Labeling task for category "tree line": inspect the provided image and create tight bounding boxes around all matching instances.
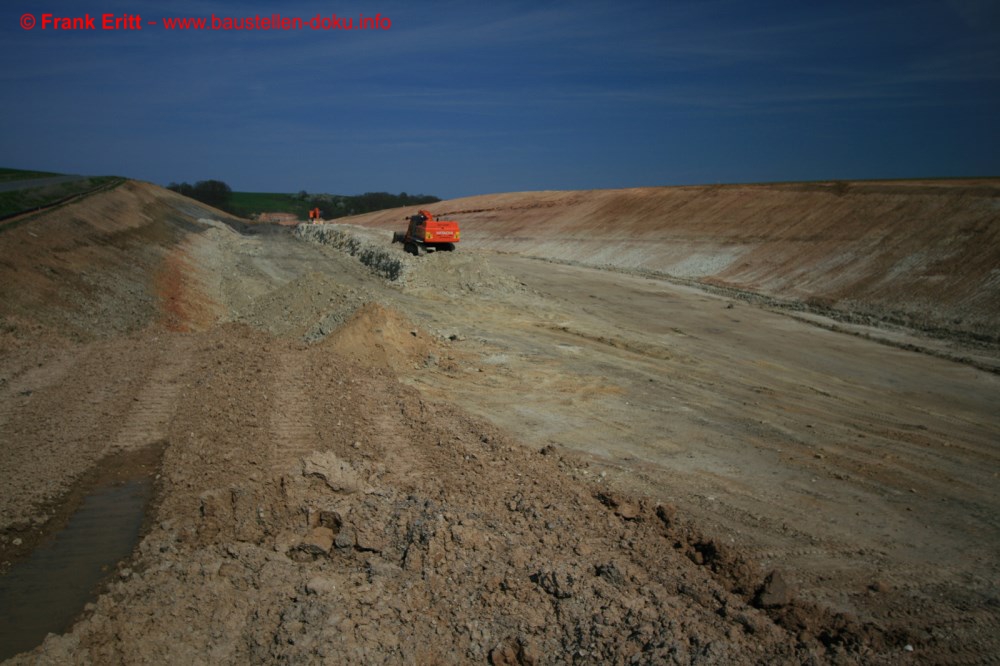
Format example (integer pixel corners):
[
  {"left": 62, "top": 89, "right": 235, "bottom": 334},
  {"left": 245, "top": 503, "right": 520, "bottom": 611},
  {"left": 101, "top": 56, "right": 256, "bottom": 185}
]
[
  {"left": 299, "top": 190, "right": 441, "bottom": 218},
  {"left": 167, "top": 180, "right": 232, "bottom": 210},
  {"left": 167, "top": 180, "right": 440, "bottom": 220}
]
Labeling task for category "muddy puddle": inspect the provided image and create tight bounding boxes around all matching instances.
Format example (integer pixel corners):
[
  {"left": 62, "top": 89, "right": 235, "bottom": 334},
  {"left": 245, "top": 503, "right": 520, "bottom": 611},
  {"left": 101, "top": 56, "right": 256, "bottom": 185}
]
[{"left": 0, "top": 448, "right": 160, "bottom": 662}]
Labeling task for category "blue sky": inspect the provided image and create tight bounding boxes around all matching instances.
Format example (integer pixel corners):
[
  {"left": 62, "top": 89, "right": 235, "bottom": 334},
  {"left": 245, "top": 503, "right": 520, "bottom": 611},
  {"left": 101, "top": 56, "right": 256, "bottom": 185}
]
[{"left": 2, "top": 0, "right": 998, "bottom": 197}]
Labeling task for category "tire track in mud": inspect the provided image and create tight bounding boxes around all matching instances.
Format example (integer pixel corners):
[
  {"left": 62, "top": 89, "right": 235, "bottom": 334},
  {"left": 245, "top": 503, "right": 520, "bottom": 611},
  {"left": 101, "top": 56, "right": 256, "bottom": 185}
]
[
  {"left": 0, "top": 344, "right": 147, "bottom": 530},
  {"left": 268, "top": 346, "right": 323, "bottom": 478},
  {"left": 1, "top": 335, "right": 196, "bottom": 532},
  {"left": 366, "top": 394, "right": 434, "bottom": 486},
  {"left": 107, "top": 335, "right": 194, "bottom": 455}
]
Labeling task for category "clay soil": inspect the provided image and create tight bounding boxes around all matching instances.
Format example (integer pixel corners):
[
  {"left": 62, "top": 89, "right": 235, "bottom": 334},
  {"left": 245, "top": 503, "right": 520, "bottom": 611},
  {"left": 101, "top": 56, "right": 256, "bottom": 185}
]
[{"left": 1, "top": 180, "right": 998, "bottom": 664}]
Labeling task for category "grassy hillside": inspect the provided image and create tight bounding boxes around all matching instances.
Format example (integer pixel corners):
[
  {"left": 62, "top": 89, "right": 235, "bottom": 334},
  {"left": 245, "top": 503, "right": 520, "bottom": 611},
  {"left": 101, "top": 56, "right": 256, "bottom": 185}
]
[
  {"left": 0, "top": 167, "right": 63, "bottom": 183},
  {"left": 0, "top": 175, "right": 123, "bottom": 219},
  {"left": 227, "top": 192, "right": 310, "bottom": 219}
]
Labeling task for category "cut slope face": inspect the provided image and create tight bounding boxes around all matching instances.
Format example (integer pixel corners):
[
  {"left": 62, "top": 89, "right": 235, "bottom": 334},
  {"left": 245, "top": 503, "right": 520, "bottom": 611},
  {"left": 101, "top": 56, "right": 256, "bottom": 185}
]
[
  {"left": 0, "top": 181, "right": 235, "bottom": 341},
  {"left": 345, "top": 180, "right": 1000, "bottom": 343}
]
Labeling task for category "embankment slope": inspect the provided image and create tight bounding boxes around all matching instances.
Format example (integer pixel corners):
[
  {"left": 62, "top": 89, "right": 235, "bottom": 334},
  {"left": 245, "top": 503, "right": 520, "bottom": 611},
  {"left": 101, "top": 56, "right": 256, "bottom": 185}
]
[
  {"left": 346, "top": 179, "right": 1000, "bottom": 342},
  {"left": 0, "top": 180, "right": 241, "bottom": 341}
]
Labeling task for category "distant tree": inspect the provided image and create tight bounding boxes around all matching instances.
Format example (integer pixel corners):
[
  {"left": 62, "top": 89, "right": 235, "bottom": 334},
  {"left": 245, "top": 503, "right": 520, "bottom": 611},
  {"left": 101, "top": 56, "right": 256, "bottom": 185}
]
[
  {"left": 192, "top": 180, "right": 232, "bottom": 210},
  {"left": 167, "top": 181, "right": 194, "bottom": 198},
  {"left": 167, "top": 179, "right": 233, "bottom": 211}
]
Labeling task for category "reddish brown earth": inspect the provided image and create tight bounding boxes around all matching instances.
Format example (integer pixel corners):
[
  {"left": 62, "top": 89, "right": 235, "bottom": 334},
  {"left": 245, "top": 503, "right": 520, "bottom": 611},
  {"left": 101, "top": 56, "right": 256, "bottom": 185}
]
[{"left": 1, "top": 180, "right": 998, "bottom": 664}]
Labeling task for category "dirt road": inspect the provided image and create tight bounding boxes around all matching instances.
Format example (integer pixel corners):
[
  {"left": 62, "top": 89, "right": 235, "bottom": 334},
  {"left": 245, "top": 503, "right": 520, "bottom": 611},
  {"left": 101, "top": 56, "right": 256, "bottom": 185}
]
[{"left": 1, "top": 182, "right": 998, "bottom": 664}]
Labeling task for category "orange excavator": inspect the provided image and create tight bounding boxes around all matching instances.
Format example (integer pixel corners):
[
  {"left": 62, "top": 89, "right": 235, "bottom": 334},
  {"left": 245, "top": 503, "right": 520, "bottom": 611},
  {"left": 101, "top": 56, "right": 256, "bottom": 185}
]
[{"left": 392, "top": 209, "right": 460, "bottom": 255}]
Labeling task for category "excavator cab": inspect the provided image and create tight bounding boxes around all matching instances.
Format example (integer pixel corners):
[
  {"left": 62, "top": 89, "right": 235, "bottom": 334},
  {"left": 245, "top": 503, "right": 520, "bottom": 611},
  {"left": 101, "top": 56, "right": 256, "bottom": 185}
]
[
  {"left": 407, "top": 212, "right": 428, "bottom": 239},
  {"left": 392, "top": 209, "right": 460, "bottom": 255}
]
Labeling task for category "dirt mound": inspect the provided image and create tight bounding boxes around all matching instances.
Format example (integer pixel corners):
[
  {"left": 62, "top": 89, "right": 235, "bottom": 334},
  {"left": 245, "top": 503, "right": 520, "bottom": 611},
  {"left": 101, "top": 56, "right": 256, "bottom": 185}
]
[
  {"left": 344, "top": 180, "right": 1000, "bottom": 343},
  {"left": 13, "top": 327, "right": 899, "bottom": 665},
  {"left": 321, "top": 302, "right": 443, "bottom": 373}
]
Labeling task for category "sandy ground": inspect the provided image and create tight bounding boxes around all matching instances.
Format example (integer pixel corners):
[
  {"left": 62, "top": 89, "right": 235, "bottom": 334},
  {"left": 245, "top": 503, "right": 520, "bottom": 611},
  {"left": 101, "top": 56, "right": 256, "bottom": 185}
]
[{"left": 1, "top": 182, "right": 998, "bottom": 664}]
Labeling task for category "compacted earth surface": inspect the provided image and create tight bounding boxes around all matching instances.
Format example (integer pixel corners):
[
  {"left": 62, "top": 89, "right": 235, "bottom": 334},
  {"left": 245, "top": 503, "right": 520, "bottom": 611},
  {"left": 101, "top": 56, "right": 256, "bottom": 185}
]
[{"left": 0, "top": 180, "right": 998, "bottom": 664}]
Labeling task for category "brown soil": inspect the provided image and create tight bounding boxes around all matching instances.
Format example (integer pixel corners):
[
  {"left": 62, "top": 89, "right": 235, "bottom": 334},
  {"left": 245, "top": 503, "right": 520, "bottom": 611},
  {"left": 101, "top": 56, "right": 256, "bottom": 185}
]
[
  {"left": 347, "top": 179, "right": 1000, "bottom": 351},
  {"left": 1, "top": 180, "right": 998, "bottom": 664}
]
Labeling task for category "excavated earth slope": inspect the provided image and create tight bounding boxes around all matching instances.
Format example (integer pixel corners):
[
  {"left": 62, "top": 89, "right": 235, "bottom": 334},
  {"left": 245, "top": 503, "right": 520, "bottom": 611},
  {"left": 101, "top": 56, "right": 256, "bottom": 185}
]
[
  {"left": 346, "top": 180, "right": 1000, "bottom": 345},
  {"left": 1, "top": 180, "right": 998, "bottom": 665}
]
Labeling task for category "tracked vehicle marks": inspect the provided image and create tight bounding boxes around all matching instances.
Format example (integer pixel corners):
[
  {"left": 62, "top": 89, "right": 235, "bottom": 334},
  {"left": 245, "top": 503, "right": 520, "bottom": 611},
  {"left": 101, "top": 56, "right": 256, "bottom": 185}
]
[
  {"left": 108, "top": 336, "right": 193, "bottom": 454},
  {"left": 268, "top": 347, "right": 324, "bottom": 478}
]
